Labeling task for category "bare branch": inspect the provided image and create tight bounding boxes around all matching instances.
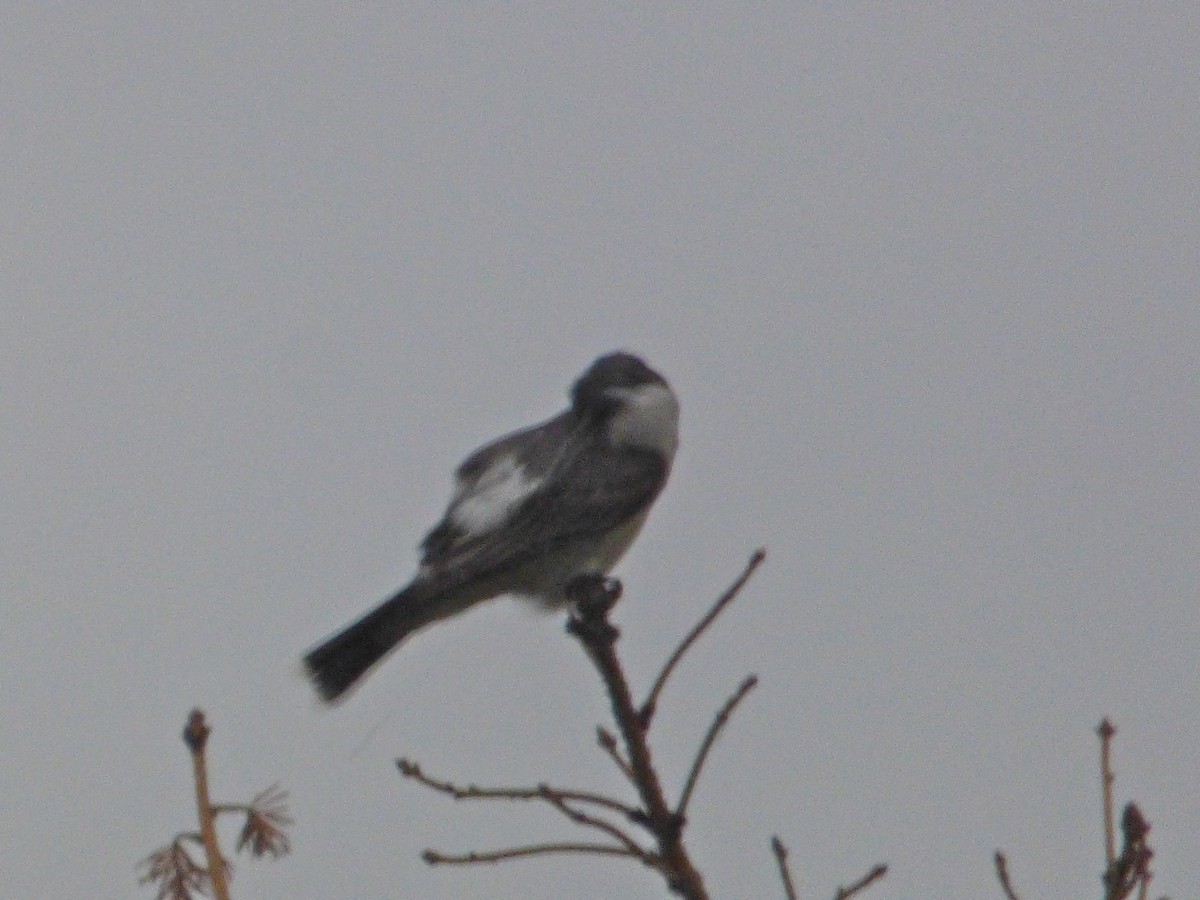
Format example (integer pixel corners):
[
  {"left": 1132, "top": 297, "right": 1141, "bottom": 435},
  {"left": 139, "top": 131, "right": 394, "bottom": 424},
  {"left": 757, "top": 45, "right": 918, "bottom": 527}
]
[
  {"left": 676, "top": 674, "right": 758, "bottom": 818},
  {"left": 771, "top": 836, "right": 798, "bottom": 900},
  {"left": 397, "top": 758, "right": 638, "bottom": 820},
  {"left": 994, "top": 851, "right": 1022, "bottom": 900},
  {"left": 396, "top": 563, "right": 775, "bottom": 900},
  {"left": 641, "top": 549, "right": 766, "bottom": 727},
  {"left": 423, "top": 842, "right": 639, "bottom": 865},
  {"left": 567, "top": 575, "right": 710, "bottom": 900},
  {"left": 397, "top": 757, "right": 662, "bottom": 870},
  {"left": 833, "top": 863, "right": 888, "bottom": 899}
]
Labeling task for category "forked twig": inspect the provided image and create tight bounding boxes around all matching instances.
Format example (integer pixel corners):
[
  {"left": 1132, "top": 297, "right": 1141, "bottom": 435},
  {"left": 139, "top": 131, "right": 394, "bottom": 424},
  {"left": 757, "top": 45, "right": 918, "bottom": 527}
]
[
  {"left": 394, "top": 557, "right": 784, "bottom": 900},
  {"left": 537, "top": 788, "right": 656, "bottom": 863},
  {"left": 398, "top": 758, "right": 661, "bottom": 871},
  {"left": 641, "top": 549, "right": 766, "bottom": 727},
  {"left": 140, "top": 711, "right": 291, "bottom": 900},
  {"left": 998, "top": 721, "right": 1162, "bottom": 900}
]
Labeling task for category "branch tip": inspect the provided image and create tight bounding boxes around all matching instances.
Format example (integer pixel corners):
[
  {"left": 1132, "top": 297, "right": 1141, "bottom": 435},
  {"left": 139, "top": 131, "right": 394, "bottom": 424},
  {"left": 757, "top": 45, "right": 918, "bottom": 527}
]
[
  {"left": 835, "top": 863, "right": 888, "bottom": 900},
  {"left": 182, "top": 709, "right": 210, "bottom": 753},
  {"left": 995, "top": 850, "right": 1022, "bottom": 900},
  {"left": 677, "top": 674, "right": 759, "bottom": 819},
  {"left": 771, "top": 835, "right": 797, "bottom": 900},
  {"left": 641, "top": 549, "right": 766, "bottom": 727}
]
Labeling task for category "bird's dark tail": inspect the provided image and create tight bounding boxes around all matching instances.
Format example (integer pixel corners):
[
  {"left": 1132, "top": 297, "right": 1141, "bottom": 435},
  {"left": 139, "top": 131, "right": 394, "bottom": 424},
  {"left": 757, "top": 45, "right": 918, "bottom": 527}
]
[{"left": 303, "top": 582, "right": 443, "bottom": 703}]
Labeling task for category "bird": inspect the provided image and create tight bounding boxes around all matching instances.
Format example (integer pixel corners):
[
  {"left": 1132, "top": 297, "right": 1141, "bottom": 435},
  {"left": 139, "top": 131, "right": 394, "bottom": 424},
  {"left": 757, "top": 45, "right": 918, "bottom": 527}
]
[{"left": 303, "top": 351, "right": 679, "bottom": 703}]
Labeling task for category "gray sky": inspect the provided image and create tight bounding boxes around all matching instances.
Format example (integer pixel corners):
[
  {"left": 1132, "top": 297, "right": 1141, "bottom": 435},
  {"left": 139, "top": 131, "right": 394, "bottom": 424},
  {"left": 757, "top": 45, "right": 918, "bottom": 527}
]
[{"left": 3, "top": 5, "right": 1197, "bottom": 899}]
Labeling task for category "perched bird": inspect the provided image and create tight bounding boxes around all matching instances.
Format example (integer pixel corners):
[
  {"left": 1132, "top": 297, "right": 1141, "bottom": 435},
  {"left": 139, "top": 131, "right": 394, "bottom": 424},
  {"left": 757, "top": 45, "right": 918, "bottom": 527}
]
[{"left": 303, "top": 351, "right": 679, "bottom": 702}]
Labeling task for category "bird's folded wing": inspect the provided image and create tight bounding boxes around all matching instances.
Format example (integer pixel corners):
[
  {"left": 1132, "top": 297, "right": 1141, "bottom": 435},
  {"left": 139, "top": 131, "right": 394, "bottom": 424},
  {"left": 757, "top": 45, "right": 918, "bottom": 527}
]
[{"left": 420, "top": 444, "right": 669, "bottom": 580}]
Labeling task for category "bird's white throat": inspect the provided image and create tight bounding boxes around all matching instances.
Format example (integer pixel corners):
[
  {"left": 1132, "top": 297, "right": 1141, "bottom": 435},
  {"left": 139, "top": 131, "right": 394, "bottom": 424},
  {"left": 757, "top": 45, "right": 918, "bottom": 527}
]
[{"left": 605, "top": 382, "right": 680, "bottom": 459}]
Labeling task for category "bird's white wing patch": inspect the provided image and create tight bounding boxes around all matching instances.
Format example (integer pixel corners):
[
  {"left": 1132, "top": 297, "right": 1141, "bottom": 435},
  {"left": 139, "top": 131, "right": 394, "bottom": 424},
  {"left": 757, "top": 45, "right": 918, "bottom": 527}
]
[{"left": 448, "top": 454, "right": 542, "bottom": 536}]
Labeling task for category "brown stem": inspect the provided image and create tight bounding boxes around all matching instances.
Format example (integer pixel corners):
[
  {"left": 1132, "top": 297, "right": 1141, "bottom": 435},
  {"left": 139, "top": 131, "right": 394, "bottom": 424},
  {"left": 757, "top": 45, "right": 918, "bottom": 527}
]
[
  {"left": 568, "top": 576, "right": 709, "bottom": 900},
  {"left": 1097, "top": 718, "right": 1117, "bottom": 868},
  {"left": 183, "top": 709, "right": 231, "bottom": 900}
]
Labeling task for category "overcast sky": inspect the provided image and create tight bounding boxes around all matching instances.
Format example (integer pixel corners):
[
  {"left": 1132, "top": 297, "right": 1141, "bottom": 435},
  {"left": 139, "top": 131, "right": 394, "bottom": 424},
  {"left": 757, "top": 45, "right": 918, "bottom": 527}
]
[{"left": 3, "top": 5, "right": 1197, "bottom": 899}]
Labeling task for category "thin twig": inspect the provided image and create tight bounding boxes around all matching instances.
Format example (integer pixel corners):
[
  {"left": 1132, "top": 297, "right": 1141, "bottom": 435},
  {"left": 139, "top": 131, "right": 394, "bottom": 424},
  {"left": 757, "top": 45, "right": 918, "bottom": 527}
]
[
  {"left": 423, "top": 842, "right": 638, "bottom": 865},
  {"left": 597, "top": 726, "right": 635, "bottom": 783},
  {"left": 833, "top": 863, "right": 888, "bottom": 899},
  {"left": 641, "top": 549, "right": 766, "bottom": 727},
  {"left": 398, "top": 757, "right": 662, "bottom": 871},
  {"left": 544, "top": 787, "right": 639, "bottom": 822},
  {"left": 1098, "top": 719, "right": 1117, "bottom": 867},
  {"left": 771, "top": 836, "right": 798, "bottom": 900},
  {"left": 676, "top": 675, "right": 758, "bottom": 818},
  {"left": 536, "top": 787, "right": 660, "bottom": 867},
  {"left": 397, "top": 758, "right": 638, "bottom": 819},
  {"left": 994, "top": 851, "right": 1022, "bottom": 900}
]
